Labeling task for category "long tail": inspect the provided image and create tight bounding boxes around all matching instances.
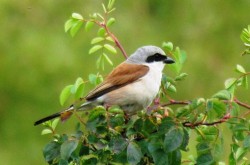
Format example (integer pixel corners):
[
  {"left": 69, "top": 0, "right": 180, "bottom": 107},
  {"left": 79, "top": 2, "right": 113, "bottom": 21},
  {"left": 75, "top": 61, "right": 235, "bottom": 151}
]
[{"left": 34, "top": 102, "right": 95, "bottom": 126}]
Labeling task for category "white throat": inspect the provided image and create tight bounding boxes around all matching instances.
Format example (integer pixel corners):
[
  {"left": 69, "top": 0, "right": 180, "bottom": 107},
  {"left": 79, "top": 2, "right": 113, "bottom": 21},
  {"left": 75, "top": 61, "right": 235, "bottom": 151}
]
[{"left": 144, "top": 61, "right": 165, "bottom": 72}]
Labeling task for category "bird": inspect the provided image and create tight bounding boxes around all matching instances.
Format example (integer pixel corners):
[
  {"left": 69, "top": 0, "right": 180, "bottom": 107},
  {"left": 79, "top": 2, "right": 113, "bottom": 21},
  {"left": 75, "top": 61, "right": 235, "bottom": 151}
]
[{"left": 34, "top": 45, "right": 175, "bottom": 126}]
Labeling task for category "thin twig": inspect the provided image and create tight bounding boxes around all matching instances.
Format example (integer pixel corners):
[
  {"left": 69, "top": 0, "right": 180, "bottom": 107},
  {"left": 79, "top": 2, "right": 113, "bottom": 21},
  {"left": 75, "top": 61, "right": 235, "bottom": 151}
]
[
  {"left": 234, "top": 98, "right": 250, "bottom": 109},
  {"left": 161, "top": 100, "right": 190, "bottom": 107},
  {"left": 89, "top": 20, "right": 128, "bottom": 59},
  {"left": 103, "top": 24, "right": 128, "bottom": 59},
  {"left": 183, "top": 113, "right": 231, "bottom": 129}
]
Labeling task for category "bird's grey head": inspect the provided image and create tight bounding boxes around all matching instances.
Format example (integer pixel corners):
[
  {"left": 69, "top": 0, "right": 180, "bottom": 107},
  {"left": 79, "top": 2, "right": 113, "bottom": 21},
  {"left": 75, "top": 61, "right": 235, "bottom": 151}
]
[{"left": 127, "top": 45, "right": 175, "bottom": 65}]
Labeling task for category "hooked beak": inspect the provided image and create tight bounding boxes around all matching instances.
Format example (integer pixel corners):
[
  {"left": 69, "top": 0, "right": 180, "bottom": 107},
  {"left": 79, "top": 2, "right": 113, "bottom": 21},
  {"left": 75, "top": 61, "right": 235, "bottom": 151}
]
[{"left": 164, "top": 57, "right": 175, "bottom": 64}]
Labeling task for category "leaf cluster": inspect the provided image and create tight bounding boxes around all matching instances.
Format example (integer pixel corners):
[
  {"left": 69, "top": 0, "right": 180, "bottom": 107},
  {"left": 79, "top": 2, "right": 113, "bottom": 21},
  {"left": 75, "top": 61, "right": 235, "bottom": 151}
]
[
  {"left": 64, "top": 0, "right": 118, "bottom": 70},
  {"left": 43, "top": 107, "right": 189, "bottom": 165},
  {"left": 240, "top": 25, "right": 250, "bottom": 55}
]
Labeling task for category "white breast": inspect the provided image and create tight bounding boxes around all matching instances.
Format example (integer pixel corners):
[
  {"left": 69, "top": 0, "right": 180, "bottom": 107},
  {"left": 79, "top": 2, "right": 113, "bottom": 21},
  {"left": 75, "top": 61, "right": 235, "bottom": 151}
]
[
  {"left": 133, "top": 62, "right": 163, "bottom": 107},
  {"left": 97, "top": 62, "right": 164, "bottom": 114}
]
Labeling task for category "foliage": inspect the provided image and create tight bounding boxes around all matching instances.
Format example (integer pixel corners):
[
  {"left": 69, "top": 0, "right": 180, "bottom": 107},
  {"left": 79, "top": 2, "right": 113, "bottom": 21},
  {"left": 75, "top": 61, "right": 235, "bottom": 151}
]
[{"left": 37, "top": 0, "right": 250, "bottom": 164}]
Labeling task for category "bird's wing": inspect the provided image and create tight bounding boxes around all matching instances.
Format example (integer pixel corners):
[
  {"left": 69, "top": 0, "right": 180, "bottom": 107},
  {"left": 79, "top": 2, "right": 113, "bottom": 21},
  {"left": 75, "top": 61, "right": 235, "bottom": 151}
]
[{"left": 85, "top": 62, "right": 149, "bottom": 101}]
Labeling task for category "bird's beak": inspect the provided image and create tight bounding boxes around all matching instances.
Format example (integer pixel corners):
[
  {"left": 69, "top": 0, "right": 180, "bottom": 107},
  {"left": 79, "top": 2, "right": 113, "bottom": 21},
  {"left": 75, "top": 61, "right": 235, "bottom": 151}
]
[{"left": 164, "top": 57, "right": 175, "bottom": 64}]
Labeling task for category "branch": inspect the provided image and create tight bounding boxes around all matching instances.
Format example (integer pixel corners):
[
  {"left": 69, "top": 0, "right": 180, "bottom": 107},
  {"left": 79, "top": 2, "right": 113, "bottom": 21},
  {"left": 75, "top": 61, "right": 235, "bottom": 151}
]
[
  {"left": 161, "top": 99, "right": 190, "bottom": 107},
  {"left": 103, "top": 24, "right": 128, "bottom": 59},
  {"left": 183, "top": 113, "right": 231, "bottom": 129},
  {"left": 234, "top": 98, "right": 250, "bottom": 109},
  {"left": 88, "top": 20, "right": 128, "bottom": 59}
]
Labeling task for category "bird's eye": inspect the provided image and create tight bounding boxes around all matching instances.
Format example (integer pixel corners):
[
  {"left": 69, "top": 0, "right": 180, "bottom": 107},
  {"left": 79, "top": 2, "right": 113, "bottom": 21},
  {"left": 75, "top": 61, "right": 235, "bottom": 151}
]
[
  {"left": 146, "top": 53, "right": 166, "bottom": 63},
  {"left": 154, "top": 53, "right": 160, "bottom": 57}
]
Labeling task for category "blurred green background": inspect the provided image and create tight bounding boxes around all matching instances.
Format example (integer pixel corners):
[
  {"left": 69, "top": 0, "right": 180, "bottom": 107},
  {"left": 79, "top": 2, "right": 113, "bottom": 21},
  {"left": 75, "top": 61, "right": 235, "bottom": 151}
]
[{"left": 1, "top": 0, "right": 250, "bottom": 164}]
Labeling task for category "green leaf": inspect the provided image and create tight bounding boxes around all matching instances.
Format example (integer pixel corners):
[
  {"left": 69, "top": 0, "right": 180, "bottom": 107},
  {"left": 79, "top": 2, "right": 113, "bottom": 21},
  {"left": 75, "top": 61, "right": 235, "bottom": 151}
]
[
  {"left": 212, "top": 100, "right": 227, "bottom": 118},
  {"left": 164, "top": 128, "right": 183, "bottom": 153},
  {"left": 79, "top": 145, "right": 89, "bottom": 156},
  {"left": 81, "top": 154, "right": 98, "bottom": 164},
  {"left": 89, "top": 45, "right": 103, "bottom": 54},
  {"left": 104, "top": 44, "right": 117, "bottom": 54},
  {"left": 64, "top": 19, "right": 74, "bottom": 32},
  {"left": 88, "top": 107, "right": 106, "bottom": 122},
  {"left": 224, "top": 78, "right": 237, "bottom": 89},
  {"left": 59, "top": 159, "right": 68, "bottom": 165},
  {"left": 165, "top": 82, "right": 177, "bottom": 93},
  {"left": 196, "top": 154, "right": 215, "bottom": 165},
  {"left": 102, "top": 3, "right": 107, "bottom": 13},
  {"left": 167, "top": 47, "right": 186, "bottom": 74},
  {"left": 107, "top": 0, "right": 115, "bottom": 10},
  {"left": 98, "top": 27, "right": 106, "bottom": 37},
  {"left": 229, "top": 152, "right": 236, "bottom": 165},
  {"left": 235, "top": 64, "right": 246, "bottom": 74},
  {"left": 75, "top": 83, "right": 84, "bottom": 99},
  {"left": 51, "top": 118, "right": 60, "bottom": 130},
  {"left": 88, "top": 74, "right": 97, "bottom": 85},
  {"left": 242, "top": 76, "right": 248, "bottom": 89},
  {"left": 43, "top": 141, "right": 61, "bottom": 162},
  {"left": 241, "top": 32, "right": 250, "bottom": 44},
  {"left": 91, "top": 37, "right": 104, "bottom": 44},
  {"left": 60, "top": 85, "right": 74, "bottom": 106},
  {"left": 241, "top": 26, "right": 250, "bottom": 45},
  {"left": 106, "top": 36, "right": 114, "bottom": 42},
  {"left": 180, "top": 128, "right": 189, "bottom": 151},
  {"left": 70, "top": 20, "right": 83, "bottom": 37},
  {"left": 72, "top": 77, "right": 84, "bottom": 99},
  {"left": 243, "top": 135, "right": 250, "bottom": 149},
  {"left": 41, "top": 128, "right": 53, "bottom": 135},
  {"left": 96, "top": 13, "right": 104, "bottom": 20},
  {"left": 108, "top": 106, "right": 124, "bottom": 114},
  {"left": 60, "top": 140, "right": 78, "bottom": 160},
  {"left": 85, "top": 21, "right": 94, "bottom": 32},
  {"left": 162, "top": 42, "right": 174, "bottom": 52},
  {"left": 71, "top": 13, "right": 83, "bottom": 20},
  {"left": 127, "top": 142, "right": 143, "bottom": 165},
  {"left": 142, "top": 118, "right": 157, "bottom": 136},
  {"left": 235, "top": 147, "right": 247, "bottom": 161},
  {"left": 230, "top": 102, "right": 239, "bottom": 117},
  {"left": 71, "top": 77, "right": 83, "bottom": 93},
  {"left": 212, "top": 90, "right": 231, "bottom": 100},
  {"left": 109, "top": 136, "right": 128, "bottom": 154},
  {"left": 109, "top": 114, "right": 124, "bottom": 128},
  {"left": 148, "top": 141, "right": 168, "bottom": 165},
  {"left": 159, "top": 117, "right": 175, "bottom": 133},
  {"left": 166, "top": 76, "right": 176, "bottom": 85},
  {"left": 107, "top": 17, "right": 115, "bottom": 27},
  {"left": 96, "top": 55, "right": 103, "bottom": 69},
  {"left": 233, "top": 123, "right": 249, "bottom": 132},
  {"left": 168, "top": 150, "right": 181, "bottom": 165},
  {"left": 99, "top": 74, "right": 104, "bottom": 83},
  {"left": 103, "top": 53, "right": 113, "bottom": 66},
  {"left": 196, "top": 142, "right": 211, "bottom": 156},
  {"left": 175, "top": 73, "right": 188, "bottom": 81}
]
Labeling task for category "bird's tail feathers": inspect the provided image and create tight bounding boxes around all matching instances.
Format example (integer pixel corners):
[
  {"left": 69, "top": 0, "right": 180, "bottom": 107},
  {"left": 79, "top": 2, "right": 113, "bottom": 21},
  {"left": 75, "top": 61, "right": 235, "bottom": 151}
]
[{"left": 34, "top": 101, "right": 95, "bottom": 126}]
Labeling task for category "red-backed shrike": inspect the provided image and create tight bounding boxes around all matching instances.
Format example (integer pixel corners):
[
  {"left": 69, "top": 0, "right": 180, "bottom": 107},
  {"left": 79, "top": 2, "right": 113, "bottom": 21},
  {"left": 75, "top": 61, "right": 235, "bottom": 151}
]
[{"left": 34, "top": 45, "right": 175, "bottom": 125}]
